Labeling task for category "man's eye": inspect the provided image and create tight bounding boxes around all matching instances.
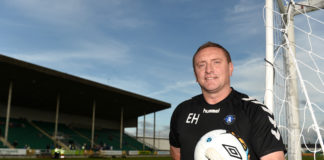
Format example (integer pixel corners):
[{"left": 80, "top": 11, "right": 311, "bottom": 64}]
[{"left": 198, "top": 64, "right": 205, "bottom": 68}]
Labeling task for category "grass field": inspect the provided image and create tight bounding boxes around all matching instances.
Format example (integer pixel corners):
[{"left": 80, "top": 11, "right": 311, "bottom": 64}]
[
  {"left": 302, "top": 156, "right": 324, "bottom": 160},
  {"left": 0, "top": 158, "right": 172, "bottom": 160},
  {"left": 0, "top": 157, "right": 172, "bottom": 160},
  {"left": 0, "top": 156, "right": 323, "bottom": 160}
]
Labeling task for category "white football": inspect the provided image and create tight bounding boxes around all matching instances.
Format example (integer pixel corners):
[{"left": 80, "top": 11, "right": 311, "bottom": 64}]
[{"left": 194, "top": 129, "right": 249, "bottom": 160}]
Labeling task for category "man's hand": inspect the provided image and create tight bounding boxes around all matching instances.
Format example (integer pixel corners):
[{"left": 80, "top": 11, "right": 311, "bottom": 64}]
[
  {"left": 260, "top": 151, "right": 285, "bottom": 160},
  {"left": 205, "top": 147, "right": 223, "bottom": 160},
  {"left": 170, "top": 145, "right": 180, "bottom": 160}
]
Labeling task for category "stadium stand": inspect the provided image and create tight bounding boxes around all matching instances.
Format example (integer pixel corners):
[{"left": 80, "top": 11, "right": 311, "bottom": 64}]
[
  {"left": 73, "top": 127, "right": 152, "bottom": 151},
  {"left": 32, "top": 120, "right": 90, "bottom": 149},
  {"left": 0, "top": 139, "right": 6, "bottom": 148},
  {"left": 0, "top": 54, "right": 171, "bottom": 154},
  {"left": 60, "top": 126, "right": 90, "bottom": 150},
  {"left": 0, "top": 117, "right": 152, "bottom": 151},
  {"left": 0, "top": 117, "right": 53, "bottom": 149}
]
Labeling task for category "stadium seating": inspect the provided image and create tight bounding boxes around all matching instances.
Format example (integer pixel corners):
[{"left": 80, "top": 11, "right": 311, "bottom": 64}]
[
  {"left": 73, "top": 127, "right": 119, "bottom": 150},
  {"left": 32, "top": 120, "right": 90, "bottom": 149},
  {"left": 0, "top": 120, "right": 8, "bottom": 148},
  {"left": 0, "top": 117, "right": 152, "bottom": 151},
  {"left": 59, "top": 125, "right": 90, "bottom": 150},
  {"left": 0, "top": 118, "right": 53, "bottom": 149},
  {"left": 0, "top": 141, "right": 6, "bottom": 148},
  {"left": 123, "top": 133, "right": 152, "bottom": 150},
  {"left": 73, "top": 128, "right": 152, "bottom": 151}
]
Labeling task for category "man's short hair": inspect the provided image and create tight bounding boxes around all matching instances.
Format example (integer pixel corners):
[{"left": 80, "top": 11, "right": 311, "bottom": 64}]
[{"left": 192, "top": 42, "right": 232, "bottom": 70}]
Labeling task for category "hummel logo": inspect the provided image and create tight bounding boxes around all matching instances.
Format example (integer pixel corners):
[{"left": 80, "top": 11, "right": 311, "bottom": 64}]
[
  {"left": 203, "top": 108, "right": 220, "bottom": 113},
  {"left": 271, "top": 129, "right": 281, "bottom": 140}
]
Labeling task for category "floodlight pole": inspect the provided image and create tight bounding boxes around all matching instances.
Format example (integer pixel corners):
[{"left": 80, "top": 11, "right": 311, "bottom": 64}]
[
  {"left": 265, "top": 0, "right": 274, "bottom": 112},
  {"left": 91, "top": 100, "right": 96, "bottom": 149},
  {"left": 4, "top": 81, "right": 13, "bottom": 142}
]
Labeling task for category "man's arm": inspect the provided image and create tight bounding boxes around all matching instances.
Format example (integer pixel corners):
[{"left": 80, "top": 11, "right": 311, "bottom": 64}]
[
  {"left": 260, "top": 151, "right": 285, "bottom": 160},
  {"left": 170, "top": 145, "right": 180, "bottom": 160}
]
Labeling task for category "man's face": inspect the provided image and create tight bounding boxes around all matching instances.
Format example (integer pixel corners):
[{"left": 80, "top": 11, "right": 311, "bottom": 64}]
[{"left": 194, "top": 47, "right": 233, "bottom": 94}]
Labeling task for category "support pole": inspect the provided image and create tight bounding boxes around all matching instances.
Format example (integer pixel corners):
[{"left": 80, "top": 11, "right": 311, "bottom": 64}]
[
  {"left": 54, "top": 93, "right": 60, "bottom": 145},
  {"left": 120, "top": 107, "right": 124, "bottom": 149},
  {"left": 91, "top": 100, "right": 96, "bottom": 149},
  {"left": 136, "top": 122, "right": 138, "bottom": 139},
  {"left": 143, "top": 113, "right": 146, "bottom": 151},
  {"left": 153, "top": 112, "right": 156, "bottom": 151},
  {"left": 264, "top": 0, "right": 274, "bottom": 112},
  {"left": 4, "top": 81, "right": 13, "bottom": 141},
  {"left": 285, "top": 4, "right": 301, "bottom": 160}
]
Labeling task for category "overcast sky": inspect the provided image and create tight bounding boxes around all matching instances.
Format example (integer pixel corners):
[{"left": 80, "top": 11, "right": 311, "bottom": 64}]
[{"left": 1, "top": 0, "right": 323, "bottom": 139}]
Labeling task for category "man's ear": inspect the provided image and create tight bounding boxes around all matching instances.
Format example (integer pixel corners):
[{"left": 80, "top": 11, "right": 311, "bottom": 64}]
[
  {"left": 193, "top": 68, "right": 198, "bottom": 82},
  {"left": 229, "top": 62, "right": 233, "bottom": 76}
]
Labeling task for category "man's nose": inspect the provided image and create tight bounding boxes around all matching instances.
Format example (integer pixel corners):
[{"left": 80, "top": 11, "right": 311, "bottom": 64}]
[{"left": 206, "top": 63, "right": 213, "bottom": 73}]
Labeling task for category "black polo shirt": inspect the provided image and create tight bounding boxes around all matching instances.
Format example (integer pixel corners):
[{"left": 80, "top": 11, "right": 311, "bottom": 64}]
[{"left": 169, "top": 89, "right": 285, "bottom": 160}]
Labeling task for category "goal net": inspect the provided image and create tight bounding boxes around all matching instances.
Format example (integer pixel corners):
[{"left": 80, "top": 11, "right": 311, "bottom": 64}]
[{"left": 265, "top": 0, "right": 324, "bottom": 159}]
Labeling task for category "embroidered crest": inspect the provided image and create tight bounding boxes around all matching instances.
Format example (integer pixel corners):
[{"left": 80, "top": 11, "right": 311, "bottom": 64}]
[{"left": 224, "top": 115, "right": 236, "bottom": 125}]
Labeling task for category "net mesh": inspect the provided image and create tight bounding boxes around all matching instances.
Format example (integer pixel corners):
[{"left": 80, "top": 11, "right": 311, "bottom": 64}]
[{"left": 268, "top": 0, "right": 324, "bottom": 157}]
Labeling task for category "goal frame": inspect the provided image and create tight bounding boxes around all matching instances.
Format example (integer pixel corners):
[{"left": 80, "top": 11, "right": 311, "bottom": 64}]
[{"left": 265, "top": 0, "right": 324, "bottom": 159}]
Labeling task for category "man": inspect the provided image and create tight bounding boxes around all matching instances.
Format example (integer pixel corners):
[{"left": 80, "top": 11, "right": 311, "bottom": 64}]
[{"left": 169, "top": 42, "right": 285, "bottom": 160}]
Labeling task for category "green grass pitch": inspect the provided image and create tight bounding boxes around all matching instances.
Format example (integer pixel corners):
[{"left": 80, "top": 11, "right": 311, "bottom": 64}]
[
  {"left": 0, "top": 156, "right": 323, "bottom": 160},
  {"left": 0, "top": 157, "right": 172, "bottom": 160}
]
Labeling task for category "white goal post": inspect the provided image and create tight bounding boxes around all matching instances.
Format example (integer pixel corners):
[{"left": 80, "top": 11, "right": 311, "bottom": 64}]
[{"left": 265, "top": 0, "right": 324, "bottom": 159}]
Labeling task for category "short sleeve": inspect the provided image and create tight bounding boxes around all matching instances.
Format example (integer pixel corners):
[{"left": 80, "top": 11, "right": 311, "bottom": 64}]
[
  {"left": 169, "top": 107, "right": 180, "bottom": 148},
  {"left": 249, "top": 103, "right": 286, "bottom": 157}
]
